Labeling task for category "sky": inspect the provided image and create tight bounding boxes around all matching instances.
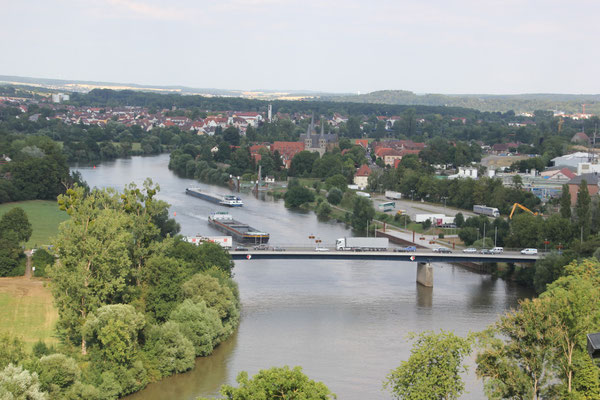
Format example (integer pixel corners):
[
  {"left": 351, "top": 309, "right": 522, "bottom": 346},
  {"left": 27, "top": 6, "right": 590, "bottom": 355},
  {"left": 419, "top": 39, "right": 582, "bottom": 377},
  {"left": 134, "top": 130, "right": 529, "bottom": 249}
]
[{"left": 1, "top": 0, "right": 599, "bottom": 94}]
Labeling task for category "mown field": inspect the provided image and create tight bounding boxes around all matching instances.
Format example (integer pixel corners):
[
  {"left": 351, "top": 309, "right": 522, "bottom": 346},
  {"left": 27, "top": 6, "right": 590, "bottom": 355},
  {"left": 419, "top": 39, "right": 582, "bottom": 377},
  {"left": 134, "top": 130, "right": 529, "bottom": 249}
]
[
  {"left": 0, "top": 277, "right": 58, "bottom": 347},
  {"left": 0, "top": 200, "right": 69, "bottom": 248}
]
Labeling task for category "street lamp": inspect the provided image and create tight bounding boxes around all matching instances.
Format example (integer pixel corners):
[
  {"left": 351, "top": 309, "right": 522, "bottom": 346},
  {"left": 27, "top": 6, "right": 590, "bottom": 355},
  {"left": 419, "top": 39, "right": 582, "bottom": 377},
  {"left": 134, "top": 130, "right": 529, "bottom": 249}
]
[
  {"left": 441, "top": 196, "right": 448, "bottom": 209},
  {"left": 410, "top": 190, "right": 415, "bottom": 202}
]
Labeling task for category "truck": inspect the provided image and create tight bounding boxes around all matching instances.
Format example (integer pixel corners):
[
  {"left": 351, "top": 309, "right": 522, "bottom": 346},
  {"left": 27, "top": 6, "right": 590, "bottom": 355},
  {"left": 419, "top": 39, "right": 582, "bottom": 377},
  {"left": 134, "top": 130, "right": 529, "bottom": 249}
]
[
  {"left": 385, "top": 190, "right": 402, "bottom": 200},
  {"left": 414, "top": 214, "right": 455, "bottom": 226},
  {"left": 336, "top": 237, "right": 389, "bottom": 251},
  {"left": 473, "top": 205, "right": 500, "bottom": 217},
  {"left": 185, "top": 235, "right": 233, "bottom": 249}
]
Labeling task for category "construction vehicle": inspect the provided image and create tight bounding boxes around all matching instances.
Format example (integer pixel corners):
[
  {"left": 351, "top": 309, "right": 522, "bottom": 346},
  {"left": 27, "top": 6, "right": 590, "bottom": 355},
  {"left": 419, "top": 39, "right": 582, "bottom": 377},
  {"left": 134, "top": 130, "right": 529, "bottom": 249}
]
[{"left": 509, "top": 203, "right": 538, "bottom": 219}]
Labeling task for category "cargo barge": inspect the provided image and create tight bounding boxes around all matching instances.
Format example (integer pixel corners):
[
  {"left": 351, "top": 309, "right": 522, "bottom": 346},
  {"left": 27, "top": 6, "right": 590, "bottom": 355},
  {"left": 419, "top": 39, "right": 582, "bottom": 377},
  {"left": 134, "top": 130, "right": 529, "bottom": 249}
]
[
  {"left": 186, "top": 188, "right": 243, "bottom": 207},
  {"left": 208, "top": 212, "right": 269, "bottom": 244}
]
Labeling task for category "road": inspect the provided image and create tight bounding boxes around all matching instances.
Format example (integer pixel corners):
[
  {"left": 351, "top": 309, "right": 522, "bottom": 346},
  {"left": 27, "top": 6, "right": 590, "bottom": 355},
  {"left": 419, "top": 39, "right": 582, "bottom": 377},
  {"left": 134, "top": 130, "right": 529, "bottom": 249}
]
[{"left": 371, "top": 195, "right": 477, "bottom": 220}]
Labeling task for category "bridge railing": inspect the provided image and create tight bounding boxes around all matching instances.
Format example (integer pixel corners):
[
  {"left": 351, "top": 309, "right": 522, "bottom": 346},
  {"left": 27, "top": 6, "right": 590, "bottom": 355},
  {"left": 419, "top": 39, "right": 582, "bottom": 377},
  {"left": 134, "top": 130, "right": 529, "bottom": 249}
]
[{"left": 227, "top": 245, "right": 553, "bottom": 254}]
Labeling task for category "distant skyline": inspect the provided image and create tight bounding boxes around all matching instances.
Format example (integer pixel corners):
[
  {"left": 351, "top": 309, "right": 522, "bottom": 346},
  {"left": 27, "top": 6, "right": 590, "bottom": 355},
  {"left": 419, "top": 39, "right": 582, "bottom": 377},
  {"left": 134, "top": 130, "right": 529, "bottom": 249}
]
[{"left": 2, "top": 0, "right": 599, "bottom": 95}]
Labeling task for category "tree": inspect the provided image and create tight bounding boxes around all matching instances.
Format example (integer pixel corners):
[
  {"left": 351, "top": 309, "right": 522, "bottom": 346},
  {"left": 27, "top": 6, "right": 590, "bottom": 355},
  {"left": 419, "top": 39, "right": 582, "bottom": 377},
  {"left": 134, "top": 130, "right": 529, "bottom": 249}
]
[
  {"left": 476, "top": 298, "right": 554, "bottom": 400},
  {"left": 575, "top": 180, "right": 591, "bottom": 240},
  {"left": 384, "top": 330, "right": 472, "bottom": 400},
  {"left": 82, "top": 304, "right": 146, "bottom": 366},
  {"left": 560, "top": 184, "right": 571, "bottom": 220},
  {"left": 351, "top": 196, "right": 375, "bottom": 232},
  {"left": 201, "top": 366, "right": 335, "bottom": 400},
  {"left": 169, "top": 299, "right": 222, "bottom": 357},
  {"left": 37, "top": 353, "right": 80, "bottom": 394},
  {"left": 0, "top": 364, "right": 47, "bottom": 400},
  {"left": 512, "top": 174, "right": 523, "bottom": 189},
  {"left": 51, "top": 188, "right": 136, "bottom": 354},
  {"left": 454, "top": 212, "right": 465, "bottom": 228},
  {"left": 324, "top": 174, "right": 347, "bottom": 192},
  {"left": 541, "top": 261, "right": 600, "bottom": 395},
  {"left": 458, "top": 227, "right": 478, "bottom": 246},
  {"left": 284, "top": 185, "right": 315, "bottom": 208},
  {"left": 222, "top": 126, "right": 240, "bottom": 146},
  {"left": 289, "top": 151, "right": 318, "bottom": 177},
  {"left": 0, "top": 207, "right": 32, "bottom": 244},
  {"left": 327, "top": 188, "right": 343, "bottom": 205},
  {"left": 181, "top": 271, "right": 240, "bottom": 340},
  {"left": 143, "top": 322, "right": 195, "bottom": 377}
]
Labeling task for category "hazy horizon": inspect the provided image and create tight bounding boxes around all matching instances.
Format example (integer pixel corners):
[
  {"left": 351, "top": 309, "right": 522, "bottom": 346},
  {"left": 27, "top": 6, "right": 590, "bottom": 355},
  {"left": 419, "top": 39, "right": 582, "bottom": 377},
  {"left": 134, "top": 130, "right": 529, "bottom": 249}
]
[{"left": 2, "top": 1, "right": 599, "bottom": 94}]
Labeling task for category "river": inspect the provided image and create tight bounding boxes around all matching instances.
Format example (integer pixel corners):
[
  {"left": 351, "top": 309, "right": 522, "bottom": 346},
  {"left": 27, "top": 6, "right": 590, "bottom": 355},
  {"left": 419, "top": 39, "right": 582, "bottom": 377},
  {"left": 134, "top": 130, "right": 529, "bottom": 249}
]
[{"left": 73, "top": 154, "right": 532, "bottom": 400}]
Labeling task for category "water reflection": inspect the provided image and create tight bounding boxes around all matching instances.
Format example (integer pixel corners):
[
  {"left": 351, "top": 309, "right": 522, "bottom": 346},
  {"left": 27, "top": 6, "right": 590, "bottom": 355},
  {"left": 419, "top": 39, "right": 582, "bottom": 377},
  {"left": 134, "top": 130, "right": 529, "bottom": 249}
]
[
  {"left": 416, "top": 284, "right": 433, "bottom": 308},
  {"left": 74, "top": 155, "right": 534, "bottom": 400}
]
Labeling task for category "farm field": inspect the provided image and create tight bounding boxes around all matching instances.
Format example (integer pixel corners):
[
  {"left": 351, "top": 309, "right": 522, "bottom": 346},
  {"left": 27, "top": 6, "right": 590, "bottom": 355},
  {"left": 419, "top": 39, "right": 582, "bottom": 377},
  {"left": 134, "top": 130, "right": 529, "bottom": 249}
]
[
  {"left": 0, "top": 200, "right": 69, "bottom": 248},
  {"left": 0, "top": 277, "right": 58, "bottom": 348}
]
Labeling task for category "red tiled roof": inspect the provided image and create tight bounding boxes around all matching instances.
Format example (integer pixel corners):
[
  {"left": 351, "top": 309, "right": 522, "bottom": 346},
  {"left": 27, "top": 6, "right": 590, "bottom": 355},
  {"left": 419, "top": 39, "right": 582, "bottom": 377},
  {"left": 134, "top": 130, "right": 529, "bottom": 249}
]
[{"left": 355, "top": 164, "right": 372, "bottom": 177}]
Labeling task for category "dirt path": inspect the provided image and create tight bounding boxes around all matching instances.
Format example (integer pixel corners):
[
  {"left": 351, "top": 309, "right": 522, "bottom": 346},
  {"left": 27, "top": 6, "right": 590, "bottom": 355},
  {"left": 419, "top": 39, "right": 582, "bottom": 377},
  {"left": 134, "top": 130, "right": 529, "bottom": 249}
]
[{"left": 24, "top": 251, "right": 32, "bottom": 278}]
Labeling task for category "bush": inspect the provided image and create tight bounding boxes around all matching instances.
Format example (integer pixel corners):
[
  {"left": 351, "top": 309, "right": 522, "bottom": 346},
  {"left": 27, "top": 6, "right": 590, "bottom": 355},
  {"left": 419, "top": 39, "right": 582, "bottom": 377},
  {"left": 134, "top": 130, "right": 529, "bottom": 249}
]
[
  {"left": 169, "top": 299, "right": 222, "bottom": 357},
  {"left": 316, "top": 202, "right": 332, "bottom": 218},
  {"left": 32, "top": 249, "right": 54, "bottom": 278},
  {"left": 438, "top": 233, "right": 445, "bottom": 239},
  {"left": 182, "top": 273, "right": 240, "bottom": 341},
  {"left": 38, "top": 353, "right": 80, "bottom": 392},
  {"left": 143, "top": 322, "right": 195, "bottom": 377},
  {"left": 284, "top": 185, "right": 315, "bottom": 208},
  {"left": 327, "top": 188, "right": 343, "bottom": 205},
  {"left": 203, "top": 366, "right": 335, "bottom": 400},
  {"left": 0, "top": 364, "right": 47, "bottom": 400}
]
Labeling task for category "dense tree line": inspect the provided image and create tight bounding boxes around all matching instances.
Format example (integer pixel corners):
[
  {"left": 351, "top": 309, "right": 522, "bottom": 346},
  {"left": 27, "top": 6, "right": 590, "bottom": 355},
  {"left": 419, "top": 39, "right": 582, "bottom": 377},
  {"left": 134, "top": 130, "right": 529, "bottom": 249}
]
[
  {"left": 0, "top": 134, "right": 76, "bottom": 204},
  {"left": 0, "top": 207, "right": 32, "bottom": 276},
  {"left": 0, "top": 181, "right": 240, "bottom": 399}
]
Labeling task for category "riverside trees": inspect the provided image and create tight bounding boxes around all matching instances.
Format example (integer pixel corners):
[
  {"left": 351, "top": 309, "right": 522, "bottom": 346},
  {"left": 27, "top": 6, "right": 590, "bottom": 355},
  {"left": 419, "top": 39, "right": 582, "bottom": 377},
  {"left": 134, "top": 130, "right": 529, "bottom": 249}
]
[{"left": 28, "top": 180, "right": 242, "bottom": 399}]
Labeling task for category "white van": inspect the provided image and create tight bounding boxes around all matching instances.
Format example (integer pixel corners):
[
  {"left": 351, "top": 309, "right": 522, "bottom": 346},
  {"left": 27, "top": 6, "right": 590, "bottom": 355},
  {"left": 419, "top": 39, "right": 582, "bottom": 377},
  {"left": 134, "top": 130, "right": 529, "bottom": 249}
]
[
  {"left": 520, "top": 248, "right": 538, "bottom": 255},
  {"left": 490, "top": 247, "right": 504, "bottom": 254}
]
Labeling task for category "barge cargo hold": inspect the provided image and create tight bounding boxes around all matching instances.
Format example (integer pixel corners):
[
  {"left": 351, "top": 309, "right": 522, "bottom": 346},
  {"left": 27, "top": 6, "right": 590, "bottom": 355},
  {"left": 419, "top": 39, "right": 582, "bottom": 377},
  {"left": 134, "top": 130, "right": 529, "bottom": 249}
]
[
  {"left": 208, "top": 212, "right": 269, "bottom": 244},
  {"left": 185, "top": 188, "right": 243, "bottom": 207}
]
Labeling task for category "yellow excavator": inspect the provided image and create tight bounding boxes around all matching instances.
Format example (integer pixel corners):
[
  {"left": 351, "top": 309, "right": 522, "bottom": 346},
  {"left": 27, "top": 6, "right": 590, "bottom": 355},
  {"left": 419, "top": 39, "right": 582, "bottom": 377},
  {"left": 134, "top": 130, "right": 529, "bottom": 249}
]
[{"left": 509, "top": 203, "right": 538, "bottom": 219}]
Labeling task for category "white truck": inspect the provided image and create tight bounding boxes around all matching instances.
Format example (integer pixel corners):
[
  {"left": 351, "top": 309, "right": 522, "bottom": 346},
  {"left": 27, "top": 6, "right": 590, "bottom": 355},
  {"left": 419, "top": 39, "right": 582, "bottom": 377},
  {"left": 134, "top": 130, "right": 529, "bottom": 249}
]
[
  {"left": 385, "top": 190, "right": 402, "bottom": 200},
  {"left": 415, "top": 214, "right": 454, "bottom": 226},
  {"left": 356, "top": 191, "right": 371, "bottom": 198},
  {"left": 336, "top": 237, "right": 389, "bottom": 251},
  {"left": 185, "top": 235, "right": 233, "bottom": 249}
]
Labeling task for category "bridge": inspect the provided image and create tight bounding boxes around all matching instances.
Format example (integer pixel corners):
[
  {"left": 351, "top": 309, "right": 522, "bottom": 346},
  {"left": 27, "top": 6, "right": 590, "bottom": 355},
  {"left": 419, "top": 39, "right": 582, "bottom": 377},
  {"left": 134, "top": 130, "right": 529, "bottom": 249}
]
[{"left": 229, "top": 249, "right": 541, "bottom": 287}]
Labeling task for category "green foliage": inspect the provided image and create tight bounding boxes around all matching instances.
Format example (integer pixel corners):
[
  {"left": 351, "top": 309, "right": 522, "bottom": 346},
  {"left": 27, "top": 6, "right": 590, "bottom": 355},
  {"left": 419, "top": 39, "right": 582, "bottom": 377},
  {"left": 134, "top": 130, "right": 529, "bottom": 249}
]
[
  {"left": 182, "top": 272, "right": 240, "bottom": 340},
  {"left": 289, "top": 151, "right": 319, "bottom": 177},
  {"left": 560, "top": 184, "right": 572, "bottom": 220},
  {"left": 384, "top": 330, "right": 472, "bottom": 400},
  {"left": 0, "top": 364, "right": 48, "bottom": 400},
  {"left": 202, "top": 366, "right": 336, "bottom": 400},
  {"left": 0, "top": 335, "right": 26, "bottom": 369},
  {"left": 37, "top": 353, "right": 80, "bottom": 393},
  {"left": 316, "top": 202, "right": 332, "bottom": 218},
  {"left": 575, "top": 180, "right": 591, "bottom": 240},
  {"left": 326, "top": 187, "right": 343, "bottom": 205},
  {"left": 284, "top": 185, "right": 315, "bottom": 208},
  {"left": 83, "top": 304, "right": 146, "bottom": 367},
  {"left": 169, "top": 299, "right": 222, "bottom": 357},
  {"left": 454, "top": 212, "right": 464, "bottom": 228},
  {"left": 0, "top": 207, "right": 32, "bottom": 243},
  {"left": 351, "top": 196, "right": 375, "bottom": 232},
  {"left": 458, "top": 227, "right": 478, "bottom": 246},
  {"left": 324, "top": 174, "right": 347, "bottom": 192},
  {"left": 143, "top": 322, "right": 195, "bottom": 378},
  {"left": 0, "top": 230, "right": 22, "bottom": 277},
  {"left": 32, "top": 249, "right": 53, "bottom": 278}
]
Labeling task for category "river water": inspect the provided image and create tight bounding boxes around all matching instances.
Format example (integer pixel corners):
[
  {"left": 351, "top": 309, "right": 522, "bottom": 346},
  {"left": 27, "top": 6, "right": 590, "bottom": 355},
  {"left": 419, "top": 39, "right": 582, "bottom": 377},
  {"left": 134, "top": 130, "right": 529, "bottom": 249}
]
[{"left": 73, "top": 154, "right": 532, "bottom": 400}]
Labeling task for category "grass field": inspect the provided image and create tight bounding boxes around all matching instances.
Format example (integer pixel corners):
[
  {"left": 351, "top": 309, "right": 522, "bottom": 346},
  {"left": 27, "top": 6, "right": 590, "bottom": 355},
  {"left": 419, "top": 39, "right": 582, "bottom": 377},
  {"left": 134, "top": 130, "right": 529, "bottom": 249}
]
[
  {"left": 0, "top": 277, "right": 59, "bottom": 347},
  {"left": 0, "top": 200, "right": 69, "bottom": 249}
]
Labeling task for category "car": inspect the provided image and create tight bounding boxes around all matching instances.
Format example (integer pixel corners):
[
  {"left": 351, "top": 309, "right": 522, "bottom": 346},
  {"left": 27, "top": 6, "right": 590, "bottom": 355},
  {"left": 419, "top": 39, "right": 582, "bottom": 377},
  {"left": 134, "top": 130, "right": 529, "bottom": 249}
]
[
  {"left": 234, "top": 246, "right": 248, "bottom": 251},
  {"left": 462, "top": 248, "right": 477, "bottom": 253},
  {"left": 479, "top": 249, "right": 492, "bottom": 254},
  {"left": 253, "top": 244, "right": 270, "bottom": 250},
  {"left": 490, "top": 247, "right": 504, "bottom": 254},
  {"left": 395, "top": 246, "right": 416, "bottom": 252},
  {"left": 433, "top": 247, "right": 452, "bottom": 253},
  {"left": 521, "top": 248, "right": 538, "bottom": 255},
  {"left": 315, "top": 247, "right": 330, "bottom": 252},
  {"left": 273, "top": 246, "right": 286, "bottom": 251}
]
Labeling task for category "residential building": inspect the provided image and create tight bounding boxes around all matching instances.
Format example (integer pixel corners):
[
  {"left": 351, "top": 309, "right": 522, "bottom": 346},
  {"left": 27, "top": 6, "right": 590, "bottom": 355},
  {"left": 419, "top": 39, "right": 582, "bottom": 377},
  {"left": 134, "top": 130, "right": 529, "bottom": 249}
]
[
  {"left": 567, "top": 173, "right": 600, "bottom": 205},
  {"left": 353, "top": 164, "right": 371, "bottom": 190}
]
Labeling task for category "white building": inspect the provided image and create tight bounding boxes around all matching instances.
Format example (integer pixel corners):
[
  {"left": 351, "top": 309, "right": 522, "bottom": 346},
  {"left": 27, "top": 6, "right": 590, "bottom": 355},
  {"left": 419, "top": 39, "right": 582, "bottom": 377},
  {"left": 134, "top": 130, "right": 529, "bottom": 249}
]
[
  {"left": 447, "top": 166, "right": 478, "bottom": 180},
  {"left": 551, "top": 152, "right": 593, "bottom": 168}
]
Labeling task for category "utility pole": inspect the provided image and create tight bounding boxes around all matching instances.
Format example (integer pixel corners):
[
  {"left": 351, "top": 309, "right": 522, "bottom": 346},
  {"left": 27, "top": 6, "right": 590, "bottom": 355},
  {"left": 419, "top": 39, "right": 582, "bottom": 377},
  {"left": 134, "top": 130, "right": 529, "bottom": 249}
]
[
  {"left": 483, "top": 222, "right": 486, "bottom": 248},
  {"left": 367, "top": 219, "right": 369, "bottom": 237},
  {"left": 494, "top": 226, "right": 497, "bottom": 247}
]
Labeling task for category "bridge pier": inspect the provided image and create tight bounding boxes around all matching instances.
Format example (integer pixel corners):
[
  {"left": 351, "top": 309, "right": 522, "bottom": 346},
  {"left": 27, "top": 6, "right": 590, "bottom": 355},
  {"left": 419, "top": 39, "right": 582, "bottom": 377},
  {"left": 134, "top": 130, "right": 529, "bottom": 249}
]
[{"left": 416, "top": 262, "right": 433, "bottom": 287}]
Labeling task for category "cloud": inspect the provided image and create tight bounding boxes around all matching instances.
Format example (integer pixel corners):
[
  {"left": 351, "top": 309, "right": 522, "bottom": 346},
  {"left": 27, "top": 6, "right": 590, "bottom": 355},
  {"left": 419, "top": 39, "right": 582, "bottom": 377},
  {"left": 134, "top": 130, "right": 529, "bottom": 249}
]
[{"left": 104, "top": 0, "right": 189, "bottom": 21}]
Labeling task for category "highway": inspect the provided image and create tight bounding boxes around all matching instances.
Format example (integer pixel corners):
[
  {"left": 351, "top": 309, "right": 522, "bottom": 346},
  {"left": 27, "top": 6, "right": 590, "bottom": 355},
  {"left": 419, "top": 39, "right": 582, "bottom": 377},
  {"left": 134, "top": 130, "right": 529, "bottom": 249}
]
[{"left": 229, "top": 249, "right": 541, "bottom": 263}]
